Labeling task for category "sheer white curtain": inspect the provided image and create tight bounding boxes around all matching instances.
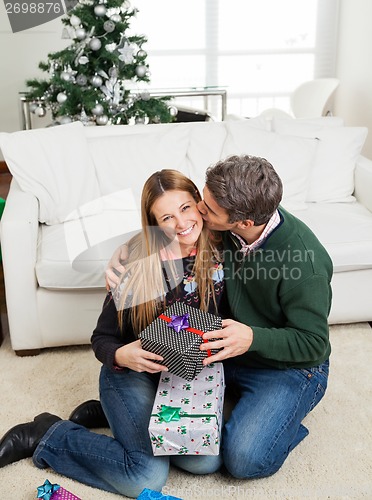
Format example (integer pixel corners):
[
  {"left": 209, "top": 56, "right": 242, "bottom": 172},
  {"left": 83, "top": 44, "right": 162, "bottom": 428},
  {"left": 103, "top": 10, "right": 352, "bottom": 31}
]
[{"left": 130, "top": 0, "right": 339, "bottom": 118}]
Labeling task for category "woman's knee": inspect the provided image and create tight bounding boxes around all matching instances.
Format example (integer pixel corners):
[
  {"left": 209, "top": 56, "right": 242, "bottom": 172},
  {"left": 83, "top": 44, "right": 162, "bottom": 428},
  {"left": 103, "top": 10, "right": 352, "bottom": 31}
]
[
  {"left": 114, "top": 458, "right": 169, "bottom": 498},
  {"left": 171, "top": 454, "right": 223, "bottom": 475}
]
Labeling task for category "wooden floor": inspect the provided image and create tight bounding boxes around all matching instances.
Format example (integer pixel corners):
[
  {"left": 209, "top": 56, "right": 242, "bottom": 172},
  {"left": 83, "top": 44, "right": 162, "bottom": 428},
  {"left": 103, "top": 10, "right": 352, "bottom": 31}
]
[{"left": 0, "top": 172, "right": 12, "bottom": 345}]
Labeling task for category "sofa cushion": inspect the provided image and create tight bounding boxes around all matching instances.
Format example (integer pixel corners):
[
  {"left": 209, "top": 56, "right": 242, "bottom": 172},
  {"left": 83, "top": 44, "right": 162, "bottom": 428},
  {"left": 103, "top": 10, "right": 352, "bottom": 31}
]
[
  {"left": 222, "top": 120, "right": 318, "bottom": 211},
  {"left": 273, "top": 117, "right": 368, "bottom": 203},
  {"left": 293, "top": 202, "right": 372, "bottom": 273},
  {"left": 36, "top": 191, "right": 141, "bottom": 289},
  {"left": 87, "top": 122, "right": 190, "bottom": 205},
  {"left": 187, "top": 117, "right": 269, "bottom": 192},
  {"left": 186, "top": 121, "right": 228, "bottom": 192},
  {"left": 0, "top": 122, "right": 101, "bottom": 225}
]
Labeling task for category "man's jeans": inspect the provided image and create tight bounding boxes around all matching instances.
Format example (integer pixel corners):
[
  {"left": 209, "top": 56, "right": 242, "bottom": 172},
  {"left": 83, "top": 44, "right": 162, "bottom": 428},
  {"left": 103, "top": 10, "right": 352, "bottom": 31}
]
[
  {"left": 222, "top": 359, "right": 329, "bottom": 478},
  {"left": 33, "top": 360, "right": 329, "bottom": 496}
]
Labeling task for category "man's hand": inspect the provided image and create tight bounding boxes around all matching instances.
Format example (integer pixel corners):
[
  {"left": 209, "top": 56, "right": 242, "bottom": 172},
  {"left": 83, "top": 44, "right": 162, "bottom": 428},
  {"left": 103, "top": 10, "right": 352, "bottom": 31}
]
[
  {"left": 200, "top": 319, "right": 253, "bottom": 365},
  {"left": 105, "top": 244, "right": 129, "bottom": 290},
  {"left": 114, "top": 340, "right": 168, "bottom": 373}
]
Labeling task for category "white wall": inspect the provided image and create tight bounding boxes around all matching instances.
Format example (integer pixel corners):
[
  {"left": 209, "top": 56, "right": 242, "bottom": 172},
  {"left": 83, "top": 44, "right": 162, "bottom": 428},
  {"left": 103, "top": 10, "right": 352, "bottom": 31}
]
[
  {"left": 0, "top": 3, "right": 68, "bottom": 158},
  {"left": 334, "top": 0, "right": 372, "bottom": 158},
  {"left": 0, "top": 0, "right": 371, "bottom": 159}
]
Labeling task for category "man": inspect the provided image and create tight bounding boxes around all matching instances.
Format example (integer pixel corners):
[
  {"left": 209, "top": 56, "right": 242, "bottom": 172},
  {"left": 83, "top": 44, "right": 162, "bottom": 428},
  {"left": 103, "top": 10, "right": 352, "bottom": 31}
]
[{"left": 81, "top": 154, "right": 333, "bottom": 478}]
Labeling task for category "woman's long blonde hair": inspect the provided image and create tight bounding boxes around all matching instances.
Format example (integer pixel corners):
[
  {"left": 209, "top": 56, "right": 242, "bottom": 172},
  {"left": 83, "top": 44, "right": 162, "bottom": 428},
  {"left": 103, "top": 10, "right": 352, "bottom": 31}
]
[{"left": 117, "top": 169, "right": 221, "bottom": 335}]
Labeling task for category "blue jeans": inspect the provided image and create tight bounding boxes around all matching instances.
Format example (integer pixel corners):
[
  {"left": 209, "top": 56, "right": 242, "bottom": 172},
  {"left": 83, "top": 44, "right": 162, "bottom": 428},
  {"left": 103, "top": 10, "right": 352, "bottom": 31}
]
[
  {"left": 33, "top": 366, "right": 222, "bottom": 498},
  {"left": 221, "top": 359, "right": 329, "bottom": 478}
]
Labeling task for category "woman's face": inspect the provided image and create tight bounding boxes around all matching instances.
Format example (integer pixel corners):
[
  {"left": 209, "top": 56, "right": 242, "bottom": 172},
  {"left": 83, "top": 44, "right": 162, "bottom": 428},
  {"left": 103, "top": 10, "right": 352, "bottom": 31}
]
[{"left": 151, "top": 189, "right": 203, "bottom": 254}]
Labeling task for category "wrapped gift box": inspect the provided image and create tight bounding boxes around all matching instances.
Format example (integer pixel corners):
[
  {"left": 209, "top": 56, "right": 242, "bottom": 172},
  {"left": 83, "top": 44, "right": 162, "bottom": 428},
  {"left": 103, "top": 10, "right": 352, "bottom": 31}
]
[
  {"left": 137, "top": 488, "right": 182, "bottom": 499},
  {"left": 149, "top": 363, "right": 225, "bottom": 455},
  {"left": 36, "top": 479, "right": 81, "bottom": 499},
  {"left": 139, "top": 302, "right": 222, "bottom": 381}
]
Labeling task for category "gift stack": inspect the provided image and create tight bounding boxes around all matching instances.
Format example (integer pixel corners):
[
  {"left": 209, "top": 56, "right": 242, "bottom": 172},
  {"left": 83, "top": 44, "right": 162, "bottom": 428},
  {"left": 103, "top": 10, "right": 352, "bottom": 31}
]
[
  {"left": 139, "top": 302, "right": 222, "bottom": 381},
  {"left": 140, "top": 302, "right": 225, "bottom": 456}
]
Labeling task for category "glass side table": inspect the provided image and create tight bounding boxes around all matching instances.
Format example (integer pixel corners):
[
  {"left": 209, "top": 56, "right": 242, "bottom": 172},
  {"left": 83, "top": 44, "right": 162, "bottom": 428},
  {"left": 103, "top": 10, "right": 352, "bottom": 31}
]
[{"left": 19, "top": 87, "right": 227, "bottom": 130}]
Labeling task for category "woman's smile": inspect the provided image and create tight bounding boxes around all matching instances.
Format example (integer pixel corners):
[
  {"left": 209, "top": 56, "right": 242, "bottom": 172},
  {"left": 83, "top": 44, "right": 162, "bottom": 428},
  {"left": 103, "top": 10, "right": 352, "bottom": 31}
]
[{"left": 177, "top": 223, "right": 196, "bottom": 236}]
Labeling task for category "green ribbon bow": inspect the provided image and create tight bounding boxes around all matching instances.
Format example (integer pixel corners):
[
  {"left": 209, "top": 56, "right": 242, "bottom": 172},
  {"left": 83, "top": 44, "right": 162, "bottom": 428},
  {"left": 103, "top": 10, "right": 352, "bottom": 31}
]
[{"left": 152, "top": 404, "right": 217, "bottom": 423}]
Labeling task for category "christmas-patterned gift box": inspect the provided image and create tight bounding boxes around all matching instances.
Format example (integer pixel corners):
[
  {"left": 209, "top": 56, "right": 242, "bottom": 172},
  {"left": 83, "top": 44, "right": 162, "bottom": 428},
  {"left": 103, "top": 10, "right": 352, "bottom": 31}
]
[
  {"left": 149, "top": 363, "right": 225, "bottom": 456},
  {"left": 139, "top": 302, "right": 222, "bottom": 381},
  {"left": 36, "top": 479, "right": 81, "bottom": 499}
]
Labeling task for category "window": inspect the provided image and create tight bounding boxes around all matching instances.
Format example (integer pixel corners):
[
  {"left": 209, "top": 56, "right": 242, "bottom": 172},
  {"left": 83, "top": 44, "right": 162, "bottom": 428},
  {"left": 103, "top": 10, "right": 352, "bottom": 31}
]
[{"left": 130, "top": 0, "right": 339, "bottom": 118}]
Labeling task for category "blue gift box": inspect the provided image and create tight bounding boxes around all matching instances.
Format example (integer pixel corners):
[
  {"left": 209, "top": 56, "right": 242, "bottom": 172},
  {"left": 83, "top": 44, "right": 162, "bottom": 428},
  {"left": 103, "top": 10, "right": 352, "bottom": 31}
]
[{"left": 136, "top": 488, "right": 182, "bottom": 500}]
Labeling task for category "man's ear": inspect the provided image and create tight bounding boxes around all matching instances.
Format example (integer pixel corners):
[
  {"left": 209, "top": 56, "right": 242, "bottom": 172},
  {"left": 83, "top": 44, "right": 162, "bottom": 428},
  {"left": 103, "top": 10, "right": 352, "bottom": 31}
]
[{"left": 236, "top": 219, "right": 254, "bottom": 230}]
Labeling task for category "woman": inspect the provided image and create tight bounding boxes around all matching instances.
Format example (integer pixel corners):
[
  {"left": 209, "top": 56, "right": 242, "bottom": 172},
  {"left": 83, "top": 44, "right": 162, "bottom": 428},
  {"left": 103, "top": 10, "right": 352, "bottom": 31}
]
[{"left": 0, "top": 170, "right": 224, "bottom": 498}]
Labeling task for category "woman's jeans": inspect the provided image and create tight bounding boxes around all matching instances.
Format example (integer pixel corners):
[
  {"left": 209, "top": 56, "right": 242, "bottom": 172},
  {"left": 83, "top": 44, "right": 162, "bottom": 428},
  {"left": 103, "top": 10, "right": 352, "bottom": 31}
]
[
  {"left": 33, "top": 360, "right": 329, "bottom": 496},
  {"left": 33, "top": 366, "right": 222, "bottom": 497}
]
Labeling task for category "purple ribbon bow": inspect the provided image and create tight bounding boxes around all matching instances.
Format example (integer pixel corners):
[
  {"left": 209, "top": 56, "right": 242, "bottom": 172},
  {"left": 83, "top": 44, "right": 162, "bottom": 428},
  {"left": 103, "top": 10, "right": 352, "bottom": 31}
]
[{"left": 168, "top": 313, "right": 189, "bottom": 333}]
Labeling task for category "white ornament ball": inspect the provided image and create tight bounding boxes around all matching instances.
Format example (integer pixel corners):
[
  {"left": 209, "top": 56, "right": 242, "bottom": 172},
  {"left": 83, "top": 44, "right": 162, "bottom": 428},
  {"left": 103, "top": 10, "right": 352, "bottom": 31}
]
[
  {"left": 92, "top": 103, "right": 104, "bottom": 116},
  {"left": 110, "top": 14, "right": 121, "bottom": 22},
  {"left": 34, "top": 106, "right": 46, "bottom": 117},
  {"left": 75, "top": 28, "right": 86, "bottom": 40},
  {"left": 59, "top": 116, "right": 73, "bottom": 124},
  {"left": 89, "top": 38, "right": 102, "bottom": 51},
  {"left": 57, "top": 92, "right": 67, "bottom": 104},
  {"left": 94, "top": 5, "right": 106, "bottom": 16},
  {"left": 108, "top": 66, "right": 118, "bottom": 78},
  {"left": 103, "top": 20, "right": 115, "bottom": 33},
  {"left": 168, "top": 105, "right": 178, "bottom": 117},
  {"left": 135, "top": 65, "right": 147, "bottom": 78},
  {"left": 96, "top": 114, "right": 109, "bottom": 125},
  {"left": 29, "top": 103, "right": 38, "bottom": 113},
  {"left": 61, "top": 71, "right": 71, "bottom": 82},
  {"left": 79, "top": 56, "right": 89, "bottom": 65},
  {"left": 70, "top": 15, "right": 81, "bottom": 27},
  {"left": 76, "top": 74, "right": 88, "bottom": 86},
  {"left": 137, "top": 49, "right": 147, "bottom": 59},
  {"left": 91, "top": 75, "right": 103, "bottom": 87},
  {"left": 140, "top": 92, "right": 150, "bottom": 101},
  {"left": 135, "top": 115, "right": 149, "bottom": 125}
]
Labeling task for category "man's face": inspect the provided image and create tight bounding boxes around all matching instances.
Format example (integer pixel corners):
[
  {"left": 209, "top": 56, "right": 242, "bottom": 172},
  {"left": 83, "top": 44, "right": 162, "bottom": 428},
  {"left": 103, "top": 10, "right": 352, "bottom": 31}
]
[{"left": 197, "top": 186, "right": 236, "bottom": 231}]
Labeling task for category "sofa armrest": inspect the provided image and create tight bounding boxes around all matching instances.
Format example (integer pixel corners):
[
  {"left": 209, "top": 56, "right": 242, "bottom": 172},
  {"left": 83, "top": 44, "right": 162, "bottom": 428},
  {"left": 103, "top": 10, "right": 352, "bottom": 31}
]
[
  {"left": 354, "top": 155, "right": 372, "bottom": 213},
  {"left": 0, "top": 179, "right": 42, "bottom": 350}
]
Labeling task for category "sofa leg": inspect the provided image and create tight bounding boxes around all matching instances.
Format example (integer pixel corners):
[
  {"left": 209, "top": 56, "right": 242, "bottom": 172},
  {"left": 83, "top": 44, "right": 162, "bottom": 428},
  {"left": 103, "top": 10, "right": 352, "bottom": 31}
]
[
  {"left": 15, "top": 348, "right": 41, "bottom": 357},
  {"left": 369, "top": 321, "right": 372, "bottom": 328}
]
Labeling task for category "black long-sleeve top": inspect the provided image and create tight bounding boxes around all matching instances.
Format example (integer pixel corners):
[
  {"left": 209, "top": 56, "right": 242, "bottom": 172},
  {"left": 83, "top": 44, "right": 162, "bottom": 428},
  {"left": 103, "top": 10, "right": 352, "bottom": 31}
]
[{"left": 91, "top": 255, "right": 225, "bottom": 371}]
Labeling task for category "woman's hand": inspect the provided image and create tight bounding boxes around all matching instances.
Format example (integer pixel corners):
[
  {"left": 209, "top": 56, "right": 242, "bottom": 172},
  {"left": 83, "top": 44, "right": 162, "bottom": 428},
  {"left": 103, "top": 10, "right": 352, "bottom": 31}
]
[
  {"left": 114, "top": 340, "right": 168, "bottom": 374},
  {"left": 105, "top": 244, "right": 129, "bottom": 290}
]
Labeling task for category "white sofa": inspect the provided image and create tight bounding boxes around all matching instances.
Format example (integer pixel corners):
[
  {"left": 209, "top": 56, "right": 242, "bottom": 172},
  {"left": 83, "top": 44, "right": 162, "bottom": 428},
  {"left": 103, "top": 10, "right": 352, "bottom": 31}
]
[{"left": 0, "top": 117, "right": 371, "bottom": 354}]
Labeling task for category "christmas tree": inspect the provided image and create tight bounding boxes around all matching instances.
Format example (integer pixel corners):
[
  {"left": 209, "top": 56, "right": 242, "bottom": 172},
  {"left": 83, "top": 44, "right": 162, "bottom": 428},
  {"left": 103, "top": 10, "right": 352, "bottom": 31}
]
[{"left": 25, "top": 0, "right": 173, "bottom": 125}]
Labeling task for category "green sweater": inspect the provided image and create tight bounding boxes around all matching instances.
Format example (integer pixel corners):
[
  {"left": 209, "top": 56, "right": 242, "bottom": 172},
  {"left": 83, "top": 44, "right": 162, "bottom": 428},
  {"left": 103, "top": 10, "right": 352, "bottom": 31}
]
[{"left": 222, "top": 207, "right": 333, "bottom": 369}]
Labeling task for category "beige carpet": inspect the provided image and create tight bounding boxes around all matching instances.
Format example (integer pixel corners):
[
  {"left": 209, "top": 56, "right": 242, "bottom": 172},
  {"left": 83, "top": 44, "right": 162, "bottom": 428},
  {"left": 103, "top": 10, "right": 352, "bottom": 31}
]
[{"left": 0, "top": 322, "right": 371, "bottom": 500}]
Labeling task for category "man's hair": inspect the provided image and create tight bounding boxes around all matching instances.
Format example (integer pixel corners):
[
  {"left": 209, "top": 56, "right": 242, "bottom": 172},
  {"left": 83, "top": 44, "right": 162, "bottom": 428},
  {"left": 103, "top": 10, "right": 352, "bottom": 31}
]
[{"left": 205, "top": 155, "right": 283, "bottom": 226}]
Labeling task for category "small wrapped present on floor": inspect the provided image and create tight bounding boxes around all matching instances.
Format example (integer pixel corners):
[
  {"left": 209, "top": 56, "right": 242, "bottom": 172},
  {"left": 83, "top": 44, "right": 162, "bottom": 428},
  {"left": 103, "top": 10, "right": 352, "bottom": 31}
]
[
  {"left": 139, "top": 302, "right": 222, "bottom": 381},
  {"left": 137, "top": 488, "right": 182, "bottom": 499},
  {"left": 36, "top": 479, "right": 81, "bottom": 500},
  {"left": 149, "top": 363, "right": 225, "bottom": 455}
]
